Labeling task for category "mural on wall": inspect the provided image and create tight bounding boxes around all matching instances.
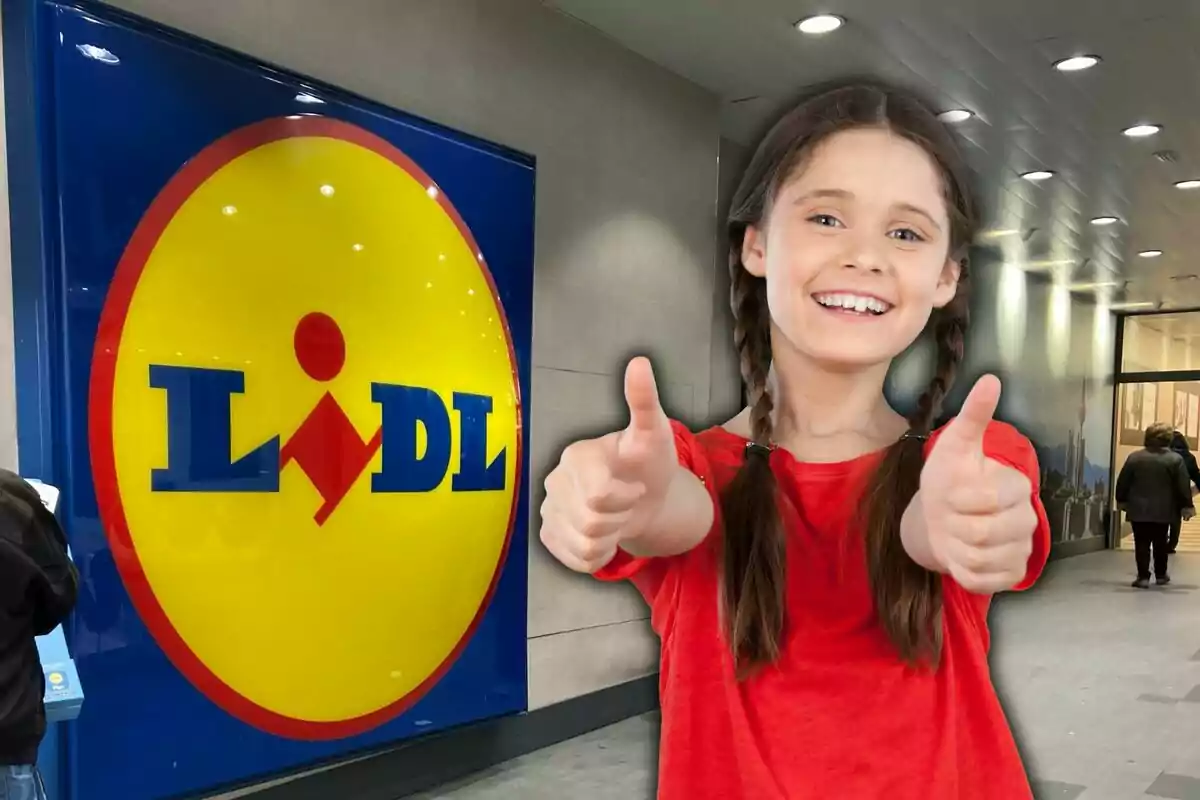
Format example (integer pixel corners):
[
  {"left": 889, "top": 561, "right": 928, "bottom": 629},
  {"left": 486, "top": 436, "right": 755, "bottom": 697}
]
[
  {"left": 17, "top": 4, "right": 535, "bottom": 800},
  {"left": 888, "top": 250, "right": 1115, "bottom": 545},
  {"left": 1034, "top": 375, "right": 1111, "bottom": 544}
]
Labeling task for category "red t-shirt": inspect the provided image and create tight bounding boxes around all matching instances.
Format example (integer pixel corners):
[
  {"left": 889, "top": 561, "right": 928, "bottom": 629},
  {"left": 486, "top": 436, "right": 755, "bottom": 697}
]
[{"left": 596, "top": 419, "right": 1051, "bottom": 800}]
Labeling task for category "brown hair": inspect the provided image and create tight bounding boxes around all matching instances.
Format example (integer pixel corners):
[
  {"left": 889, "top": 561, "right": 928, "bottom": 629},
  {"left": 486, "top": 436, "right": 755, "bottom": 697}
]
[
  {"left": 1145, "top": 423, "right": 1174, "bottom": 449},
  {"left": 722, "top": 78, "right": 979, "bottom": 673}
]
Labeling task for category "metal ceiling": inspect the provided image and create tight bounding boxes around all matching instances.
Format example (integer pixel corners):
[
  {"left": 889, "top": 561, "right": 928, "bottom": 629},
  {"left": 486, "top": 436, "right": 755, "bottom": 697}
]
[{"left": 544, "top": 0, "right": 1200, "bottom": 310}]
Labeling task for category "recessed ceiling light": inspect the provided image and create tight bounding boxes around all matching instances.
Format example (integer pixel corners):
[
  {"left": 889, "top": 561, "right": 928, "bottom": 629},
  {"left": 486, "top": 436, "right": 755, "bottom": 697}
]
[
  {"left": 937, "top": 109, "right": 974, "bottom": 124},
  {"left": 1090, "top": 216, "right": 1120, "bottom": 226},
  {"left": 1139, "top": 249, "right": 1163, "bottom": 258},
  {"left": 795, "top": 14, "right": 844, "bottom": 34},
  {"left": 1123, "top": 123, "right": 1162, "bottom": 138},
  {"left": 1021, "top": 170, "right": 1055, "bottom": 182},
  {"left": 1175, "top": 179, "right": 1200, "bottom": 190},
  {"left": 1054, "top": 55, "right": 1100, "bottom": 72}
]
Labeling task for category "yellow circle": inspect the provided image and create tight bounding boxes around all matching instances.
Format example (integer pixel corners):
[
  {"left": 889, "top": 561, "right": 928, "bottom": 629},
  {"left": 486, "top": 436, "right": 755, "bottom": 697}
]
[
  {"left": 105, "top": 123, "right": 518, "bottom": 729},
  {"left": 48, "top": 672, "right": 64, "bottom": 686}
]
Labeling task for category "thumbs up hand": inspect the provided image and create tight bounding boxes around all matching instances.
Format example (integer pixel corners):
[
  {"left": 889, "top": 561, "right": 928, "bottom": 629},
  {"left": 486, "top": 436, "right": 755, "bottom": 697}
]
[
  {"left": 539, "top": 358, "right": 680, "bottom": 573},
  {"left": 916, "top": 375, "right": 1038, "bottom": 594}
]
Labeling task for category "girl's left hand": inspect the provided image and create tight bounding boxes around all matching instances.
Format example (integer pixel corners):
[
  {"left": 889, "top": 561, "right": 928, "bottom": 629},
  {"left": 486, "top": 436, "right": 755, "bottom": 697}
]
[{"left": 917, "top": 375, "right": 1039, "bottom": 593}]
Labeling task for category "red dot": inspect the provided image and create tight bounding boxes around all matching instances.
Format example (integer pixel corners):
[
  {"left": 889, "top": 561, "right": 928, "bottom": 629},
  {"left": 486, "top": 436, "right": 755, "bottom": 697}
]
[{"left": 294, "top": 312, "right": 346, "bottom": 382}]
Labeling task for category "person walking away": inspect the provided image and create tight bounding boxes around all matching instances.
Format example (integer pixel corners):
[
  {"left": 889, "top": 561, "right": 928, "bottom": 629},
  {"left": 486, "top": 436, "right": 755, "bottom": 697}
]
[
  {"left": 0, "top": 471, "right": 78, "bottom": 800},
  {"left": 1167, "top": 430, "right": 1200, "bottom": 554},
  {"left": 1116, "top": 423, "right": 1194, "bottom": 588}
]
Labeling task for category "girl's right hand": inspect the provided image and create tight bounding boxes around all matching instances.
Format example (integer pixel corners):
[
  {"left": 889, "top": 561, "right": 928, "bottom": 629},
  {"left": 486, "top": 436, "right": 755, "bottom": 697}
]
[{"left": 539, "top": 357, "right": 680, "bottom": 573}]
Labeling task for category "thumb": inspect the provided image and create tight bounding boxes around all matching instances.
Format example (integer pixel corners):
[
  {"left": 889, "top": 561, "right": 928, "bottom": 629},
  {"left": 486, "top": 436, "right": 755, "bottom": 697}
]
[
  {"left": 623, "top": 357, "right": 666, "bottom": 435},
  {"left": 618, "top": 357, "right": 668, "bottom": 463},
  {"left": 937, "top": 374, "right": 1001, "bottom": 456}
]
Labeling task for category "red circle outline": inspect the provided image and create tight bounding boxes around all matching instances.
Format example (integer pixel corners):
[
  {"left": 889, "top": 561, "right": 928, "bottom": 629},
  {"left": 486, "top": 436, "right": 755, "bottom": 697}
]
[{"left": 87, "top": 116, "right": 524, "bottom": 741}]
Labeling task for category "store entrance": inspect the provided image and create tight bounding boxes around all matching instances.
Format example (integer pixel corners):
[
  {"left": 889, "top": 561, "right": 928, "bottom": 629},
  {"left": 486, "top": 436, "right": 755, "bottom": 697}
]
[
  {"left": 1111, "top": 312, "right": 1200, "bottom": 553},
  {"left": 1113, "top": 378, "right": 1200, "bottom": 553}
]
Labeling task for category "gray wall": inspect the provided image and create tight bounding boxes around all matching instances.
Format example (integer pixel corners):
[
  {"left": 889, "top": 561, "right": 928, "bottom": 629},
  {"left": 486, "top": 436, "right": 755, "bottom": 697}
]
[{"left": 34, "top": 0, "right": 721, "bottom": 708}]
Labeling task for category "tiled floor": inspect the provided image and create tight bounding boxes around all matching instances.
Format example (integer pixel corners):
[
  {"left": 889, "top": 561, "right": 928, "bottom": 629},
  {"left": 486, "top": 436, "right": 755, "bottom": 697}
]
[{"left": 411, "top": 551, "right": 1200, "bottom": 800}]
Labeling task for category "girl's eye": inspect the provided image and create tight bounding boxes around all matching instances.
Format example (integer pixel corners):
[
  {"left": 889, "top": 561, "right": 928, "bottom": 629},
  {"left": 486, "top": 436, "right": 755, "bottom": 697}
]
[
  {"left": 808, "top": 214, "right": 843, "bottom": 228},
  {"left": 889, "top": 228, "right": 926, "bottom": 243}
]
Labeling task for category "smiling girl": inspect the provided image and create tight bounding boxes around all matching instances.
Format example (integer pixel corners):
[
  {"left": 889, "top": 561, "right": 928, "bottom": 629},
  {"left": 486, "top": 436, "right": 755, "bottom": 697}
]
[{"left": 539, "top": 79, "right": 1050, "bottom": 799}]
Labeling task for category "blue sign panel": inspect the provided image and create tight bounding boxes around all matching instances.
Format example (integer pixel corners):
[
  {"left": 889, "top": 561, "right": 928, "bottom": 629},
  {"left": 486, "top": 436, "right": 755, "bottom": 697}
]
[{"left": 7, "top": 3, "right": 534, "bottom": 798}]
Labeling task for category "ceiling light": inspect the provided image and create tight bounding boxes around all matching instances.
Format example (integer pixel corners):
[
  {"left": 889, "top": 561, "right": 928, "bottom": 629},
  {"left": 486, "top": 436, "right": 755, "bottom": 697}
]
[
  {"left": 1021, "top": 170, "right": 1055, "bottom": 182},
  {"left": 1090, "top": 216, "right": 1120, "bottom": 226},
  {"left": 1175, "top": 179, "right": 1200, "bottom": 190},
  {"left": 795, "top": 14, "right": 844, "bottom": 34},
  {"left": 1123, "top": 124, "right": 1162, "bottom": 138},
  {"left": 1138, "top": 249, "right": 1163, "bottom": 258},
  {"left": 937, "top": 109, "right": 974, "bottom": 124},
  {"left": 1054, "top": 55, "right": 1100, "bottom": 72}
]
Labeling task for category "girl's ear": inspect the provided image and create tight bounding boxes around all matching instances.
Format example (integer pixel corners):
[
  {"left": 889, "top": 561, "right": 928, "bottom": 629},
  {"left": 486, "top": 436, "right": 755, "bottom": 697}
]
[
  {"left": 742, "top": 225, "right": 768, "bottom": 278},
  {"left": 931, "top": 257, "right": 961, "bottom": 309}
]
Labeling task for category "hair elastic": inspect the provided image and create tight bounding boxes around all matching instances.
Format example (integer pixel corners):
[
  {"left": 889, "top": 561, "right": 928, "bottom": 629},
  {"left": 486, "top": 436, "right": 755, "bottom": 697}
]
[
  {"left": 744, "top": 441, "right": 774, "bottom": 459},
  {"left": 900, "top": 431, "right": 930, "bottom": 442}
]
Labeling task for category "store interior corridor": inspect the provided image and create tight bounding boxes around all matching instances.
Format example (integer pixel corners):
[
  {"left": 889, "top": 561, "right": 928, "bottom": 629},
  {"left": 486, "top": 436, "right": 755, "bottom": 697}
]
[{"left": 1114, "top": 313, "right": 1200, "bottom": 559}]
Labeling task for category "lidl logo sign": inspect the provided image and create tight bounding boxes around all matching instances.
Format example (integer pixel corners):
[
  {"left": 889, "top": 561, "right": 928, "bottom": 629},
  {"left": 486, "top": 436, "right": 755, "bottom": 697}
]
[
  {"left": 146, "top": 308, "right": 505, "bottom": 520},
  {"left": 89, "top": 117, "right": 522, "bottom": 740}
]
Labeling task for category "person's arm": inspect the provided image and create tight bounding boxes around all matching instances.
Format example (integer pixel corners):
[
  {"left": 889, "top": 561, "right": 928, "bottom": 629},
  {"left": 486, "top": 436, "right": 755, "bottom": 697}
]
[
  {"left": 26, "top": 523, "right": 77, "bottom": 636},
  {"left": 1114, "top": 460, "right": 1132, "bottom": 509},
  {"left": 0, "top": 479, "right": 78, "bottom": 635},
  {"left": 1174, "top": 456, "right": 1195, "bottom": 519},
  {"left": 1186, "top": 452, "right": 1200, "bottom": 494},
  {"left": 620, "top": 465, "right": 714, "bottom": 559}
]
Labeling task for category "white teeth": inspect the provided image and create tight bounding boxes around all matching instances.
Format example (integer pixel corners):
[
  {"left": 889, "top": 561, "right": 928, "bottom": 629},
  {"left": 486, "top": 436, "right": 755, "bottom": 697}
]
[{"left": 814, "top": 293, "right": 891, "bottom": 314}]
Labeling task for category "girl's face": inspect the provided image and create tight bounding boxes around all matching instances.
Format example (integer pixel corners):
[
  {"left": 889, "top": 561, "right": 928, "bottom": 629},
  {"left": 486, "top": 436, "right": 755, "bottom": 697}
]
[{"left": 742, "top": 127, "right": 960, "bottom": 370}]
